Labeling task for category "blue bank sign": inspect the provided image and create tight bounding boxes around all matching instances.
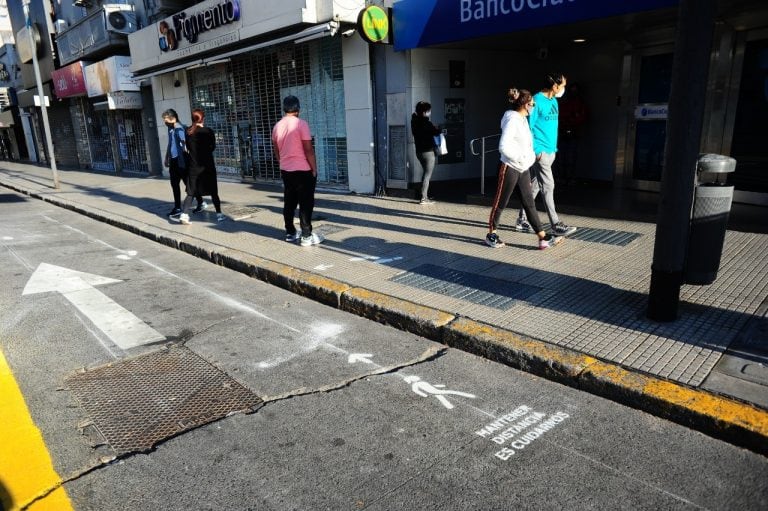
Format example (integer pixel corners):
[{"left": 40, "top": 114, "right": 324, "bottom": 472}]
[{"left": 393, "top": 0, "right": 679, "bottom": 51}]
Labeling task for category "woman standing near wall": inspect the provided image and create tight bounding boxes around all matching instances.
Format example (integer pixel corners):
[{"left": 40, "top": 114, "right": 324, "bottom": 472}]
[{"left": 411, "top": 101, "right": 441, "bottom": 205}]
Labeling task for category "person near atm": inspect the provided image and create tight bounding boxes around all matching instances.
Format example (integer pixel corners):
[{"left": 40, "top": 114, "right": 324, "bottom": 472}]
[{"left": 411, "top": 101, "right": 442, "bottom": 205}]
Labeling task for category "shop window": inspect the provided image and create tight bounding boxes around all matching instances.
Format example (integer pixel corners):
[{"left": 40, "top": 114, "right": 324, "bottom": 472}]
[{"left": 207, "top": 38, "right": 348, "bottom": 186}]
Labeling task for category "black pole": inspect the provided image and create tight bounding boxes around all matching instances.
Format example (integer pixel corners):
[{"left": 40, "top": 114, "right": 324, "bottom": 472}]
[{"left": 647, "top": 0, "right": 717, "bottom": 321}]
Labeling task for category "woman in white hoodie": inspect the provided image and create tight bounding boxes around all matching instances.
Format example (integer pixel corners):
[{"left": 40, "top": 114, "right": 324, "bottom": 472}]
[{"left": 485, "top": 88, "right": 563, "bottom": 250}]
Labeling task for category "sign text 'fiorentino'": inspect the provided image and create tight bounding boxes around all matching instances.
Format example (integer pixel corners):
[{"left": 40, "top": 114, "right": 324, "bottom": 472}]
[{"left": 159, "top": 0, "right": 240, "bottom": 51}]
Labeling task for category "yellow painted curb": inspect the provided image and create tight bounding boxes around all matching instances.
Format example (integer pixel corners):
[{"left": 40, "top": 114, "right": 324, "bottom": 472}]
[{"left": 0, "top": 348, "right": 74, "bottom": 511}]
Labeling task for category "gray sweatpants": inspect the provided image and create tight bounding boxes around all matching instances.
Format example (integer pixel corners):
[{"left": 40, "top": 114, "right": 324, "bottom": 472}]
[{"left": 519, "top": 152, "right": 560, "bottom": 226}]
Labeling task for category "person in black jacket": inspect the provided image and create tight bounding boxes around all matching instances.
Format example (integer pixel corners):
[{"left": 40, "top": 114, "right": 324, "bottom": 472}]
[
  {"left": 411, "top": 101, "right": 441, "bottom": 204},
  {"left": 176, "top": 109, "right": 224, "bottom": 225}
]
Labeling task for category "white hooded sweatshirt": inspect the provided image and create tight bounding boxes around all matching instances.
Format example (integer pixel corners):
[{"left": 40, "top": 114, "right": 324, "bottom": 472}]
[{"left": 498, "top": 110, "right": 535, "bottom": 173}]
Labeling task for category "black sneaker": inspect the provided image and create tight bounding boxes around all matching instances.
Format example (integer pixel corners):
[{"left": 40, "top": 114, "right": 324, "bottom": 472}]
[
  {"left": 168, "top": 207, "right": 182, "bottom": 218},
  {"left": 192, "top": 201, "right": 208, "bottom": 214},
  {"left": 485, "top": 232, "right": 505, "bottom": 248},
  {"left": 552, "top": 222, "right": 577, "bottom": 236}
]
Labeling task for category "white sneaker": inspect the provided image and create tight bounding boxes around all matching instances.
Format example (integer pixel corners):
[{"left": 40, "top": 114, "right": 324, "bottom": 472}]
[
  {"left": 216, "top": 213, "right": 226, "bottom": 222},
  {"left": 179, "top": 213, "right": 191, "bottom": 225},
  {"left": 300, "top": 232, "right": 324, "bottom": 246}
]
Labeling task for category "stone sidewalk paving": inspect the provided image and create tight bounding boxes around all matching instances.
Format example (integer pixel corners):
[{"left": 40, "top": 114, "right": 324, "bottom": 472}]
[{"left": 1, "top": 163, "right": 766, "bottom": 453}]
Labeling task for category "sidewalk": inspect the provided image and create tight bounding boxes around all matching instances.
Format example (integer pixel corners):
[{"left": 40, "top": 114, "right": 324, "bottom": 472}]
[{"left": 1, "top": 162, "right": 767, "bottom": 454}]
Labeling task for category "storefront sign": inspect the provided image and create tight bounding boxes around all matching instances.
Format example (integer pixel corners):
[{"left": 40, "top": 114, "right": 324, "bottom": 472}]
[
  {"left": 52, "top": 62, "right": 88, "bottom": 98},
  {"left": 393, "top": 0, "right": 679, "bottom": 51},
  {"left": 0, "top": 109, "right": 14, "bottom": 128},
  {"left": 358, "top": 6, "right": 391, "bottom": 44},
  {"left": 635, "top": 104, "right": 668, "bottom": 120},
  {"left": 159, "top": 0, "right": 240, "bottom": 51},
  {"left": 85, "top": 56, "right": 139, "bottom": 97},
  {"left": 107, "top": 91, "right": 143, "bottom": 110}
]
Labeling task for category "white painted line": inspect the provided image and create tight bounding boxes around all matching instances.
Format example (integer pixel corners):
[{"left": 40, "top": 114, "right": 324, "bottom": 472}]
[
  {"left": 22, "top": 263, "right": 165, "bottom": 350},
  {"left": 313, "top": 264, "right": 334, "bottom": 271},
  {"left": 349, "top": 255, "right": 403, "bottom": 265},
  {"left": 348, "top": 353, "right": 374, "bottom": 364}
]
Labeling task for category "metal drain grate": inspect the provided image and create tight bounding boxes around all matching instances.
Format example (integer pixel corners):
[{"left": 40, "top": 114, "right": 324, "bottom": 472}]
[
  {"left": 568, "top": 227, "right": 642, "bottom": 246},
  {"left": 315, "top": 224, "right": 350, "bottom": 236},
  {"left": 224, "top": 205, "right": 261, "bottom": 221},
  {"left": 65, "top": 346, "right": 262, "bottom": 455},
  {"left": 390, "top": 264, "right": 541, "bottom": 310}
]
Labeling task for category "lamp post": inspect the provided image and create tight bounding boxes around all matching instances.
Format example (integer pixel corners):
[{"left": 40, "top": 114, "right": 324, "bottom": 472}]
[{"left": 22, "top": 0, "right": 59, "bottom": 190}]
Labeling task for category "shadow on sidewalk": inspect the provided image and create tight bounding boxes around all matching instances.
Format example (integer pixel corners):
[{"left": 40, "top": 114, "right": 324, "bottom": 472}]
[
  {"left": 15, "top": 170, "right": 762, "bottom": 367},
  {"left": 318, "top": 235, "right": 760, "bottom": 366}
]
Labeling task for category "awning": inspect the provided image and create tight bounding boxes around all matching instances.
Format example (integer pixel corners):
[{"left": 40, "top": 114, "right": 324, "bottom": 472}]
[
  {"left": 132, "top": 22, "right": 338, "bottom": 81},
  {"left": 392, "top": 0, "right": 678, "bottom": 51}
]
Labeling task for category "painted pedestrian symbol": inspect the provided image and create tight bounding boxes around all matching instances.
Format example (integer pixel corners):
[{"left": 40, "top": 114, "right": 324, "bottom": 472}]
[{"left": 403, "top": 375, "right": 476, "bottom": 410}]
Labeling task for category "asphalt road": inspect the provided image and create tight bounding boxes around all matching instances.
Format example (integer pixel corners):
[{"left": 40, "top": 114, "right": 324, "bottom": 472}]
[{"left": 1, "top": 189, "right": 767, "bottom": 510}]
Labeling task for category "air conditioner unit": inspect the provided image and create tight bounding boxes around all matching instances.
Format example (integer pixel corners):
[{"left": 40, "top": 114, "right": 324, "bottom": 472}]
[{"left": 103, "top": 4, "right": 137, "bottom": 35}]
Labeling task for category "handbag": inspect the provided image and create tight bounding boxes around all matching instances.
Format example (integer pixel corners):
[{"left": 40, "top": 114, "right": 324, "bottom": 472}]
[{"left": 434, "top": 132, "right": 448, "bottom": 156}]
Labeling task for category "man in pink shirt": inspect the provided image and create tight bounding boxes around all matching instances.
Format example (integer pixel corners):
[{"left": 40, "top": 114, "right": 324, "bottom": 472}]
[{"left": 272, "top": 95, "right": 323, "bottom": 246}]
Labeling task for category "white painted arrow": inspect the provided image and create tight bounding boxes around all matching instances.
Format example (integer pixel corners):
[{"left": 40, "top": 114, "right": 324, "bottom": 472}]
[
  {"left": 348, "top": 353, "right": 374, "bottom": 364},
  {"left": 22, "top": 263, "right": 165, "bottom": 350}
]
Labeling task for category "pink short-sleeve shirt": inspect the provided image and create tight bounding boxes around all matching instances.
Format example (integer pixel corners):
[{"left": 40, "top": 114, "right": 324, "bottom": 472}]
[{"left": 272, "top": 115, "right": 312, "bottom": 171}]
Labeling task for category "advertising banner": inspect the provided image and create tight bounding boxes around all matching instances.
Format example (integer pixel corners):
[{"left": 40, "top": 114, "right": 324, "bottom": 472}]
[
  {"left": 85, "top": 56, "right": 139, "bottom": 97},
  {"left": 393, "top": 0, "right": 679, "bottom": 51}
]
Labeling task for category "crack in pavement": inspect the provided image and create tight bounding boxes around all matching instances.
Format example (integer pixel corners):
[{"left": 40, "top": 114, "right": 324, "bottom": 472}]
[{"left": 259, "top": 345, "right": 448, "bottom": 404}]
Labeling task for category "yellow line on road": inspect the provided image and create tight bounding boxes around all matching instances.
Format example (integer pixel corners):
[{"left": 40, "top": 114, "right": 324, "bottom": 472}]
[{"left": 0, "top": 348, "right": 74, "bottom": 511}]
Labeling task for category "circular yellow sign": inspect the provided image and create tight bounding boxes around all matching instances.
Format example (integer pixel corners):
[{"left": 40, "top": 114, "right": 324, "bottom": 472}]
[{"left": 360, "top": 6, "right": 389, "bottom": 43}]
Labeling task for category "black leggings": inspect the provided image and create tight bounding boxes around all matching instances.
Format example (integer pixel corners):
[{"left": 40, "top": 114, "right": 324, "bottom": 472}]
[{"left": 488, "top": 163, "right": 543, "bottom": 234}]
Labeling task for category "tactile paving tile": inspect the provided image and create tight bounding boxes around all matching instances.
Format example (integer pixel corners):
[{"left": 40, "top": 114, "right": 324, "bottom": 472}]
[
  {"left": 390, "top": 264, "right": 542, "bottom": 310},
  {"left": 567, "top": 227, "right": 642, "bottom": 246},
  {"left": 65, "top": 346, "right": 262, "bottom": 455}
]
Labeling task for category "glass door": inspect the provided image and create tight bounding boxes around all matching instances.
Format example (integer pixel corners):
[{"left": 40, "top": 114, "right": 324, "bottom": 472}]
[{"left": 623, "top": 47, "right": 674, "bottom": 190}]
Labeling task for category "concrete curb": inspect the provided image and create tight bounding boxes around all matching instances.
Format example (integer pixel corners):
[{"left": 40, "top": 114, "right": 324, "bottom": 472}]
[{"left": 4, "top": 178, "right": 768, "bottom": 456}]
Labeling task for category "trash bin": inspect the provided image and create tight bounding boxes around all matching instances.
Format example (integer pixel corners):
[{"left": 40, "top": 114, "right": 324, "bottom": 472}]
[{"left": 684, "top": 154, "right": 736, "bottom": 285}]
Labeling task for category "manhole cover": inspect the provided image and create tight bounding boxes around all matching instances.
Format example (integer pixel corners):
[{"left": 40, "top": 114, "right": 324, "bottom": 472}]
[{"left": 65, "top": 346, "right": 262, "bottom": 455}]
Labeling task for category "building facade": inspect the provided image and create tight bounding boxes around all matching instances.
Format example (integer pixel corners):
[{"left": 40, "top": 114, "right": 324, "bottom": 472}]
[
  {"left": 129, "top": 0, "right": 376, "bottom": 192},
  {"left": 51, "top": 1, "right": 152, "bottom": 174},
  {"left": 387, "top": 0, "right": 768, "bottom": 206}
]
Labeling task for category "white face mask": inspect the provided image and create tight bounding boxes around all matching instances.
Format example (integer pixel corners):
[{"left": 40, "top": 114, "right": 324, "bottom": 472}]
[
  {"left": 555, "top": 87, "right": 565, "bottom": 98},
  {"left": 424, "top": 110, "right": 431, "bottom": 117}
]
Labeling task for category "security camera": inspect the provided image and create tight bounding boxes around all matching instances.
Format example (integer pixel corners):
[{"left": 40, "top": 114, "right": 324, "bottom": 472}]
[{"left": 342, "top": 28, "right": 356, "bottom": 39}]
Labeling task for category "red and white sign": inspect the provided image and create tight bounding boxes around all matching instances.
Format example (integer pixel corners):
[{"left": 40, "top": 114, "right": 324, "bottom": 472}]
[{"left": 52, "top": 61, "right": 88, "bottom": 98}]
